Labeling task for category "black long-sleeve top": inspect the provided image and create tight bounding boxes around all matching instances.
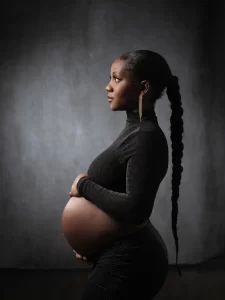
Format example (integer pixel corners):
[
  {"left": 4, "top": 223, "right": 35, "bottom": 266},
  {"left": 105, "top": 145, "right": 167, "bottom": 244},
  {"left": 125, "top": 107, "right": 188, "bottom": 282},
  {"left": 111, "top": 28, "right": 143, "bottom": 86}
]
[{"left": 77, "top": 109, "right": 169, "bottom": 225}]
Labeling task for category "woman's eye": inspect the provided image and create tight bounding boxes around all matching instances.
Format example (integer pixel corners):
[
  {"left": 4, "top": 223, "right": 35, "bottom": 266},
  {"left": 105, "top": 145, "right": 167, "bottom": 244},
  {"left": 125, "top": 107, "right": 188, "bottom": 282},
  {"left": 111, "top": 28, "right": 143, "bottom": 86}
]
[
  {"left": 109, "top": 76, "right": 120, "bottom": 83},
  {"left": 113, "top": 76, "right": 120, "bottom": 83}
]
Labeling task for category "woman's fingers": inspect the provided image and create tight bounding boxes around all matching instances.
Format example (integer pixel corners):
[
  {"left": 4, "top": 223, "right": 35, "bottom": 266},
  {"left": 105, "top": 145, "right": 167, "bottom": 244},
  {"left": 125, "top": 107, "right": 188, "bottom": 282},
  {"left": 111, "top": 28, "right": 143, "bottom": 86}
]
[
  {"left": 73, "top": 250, "right": 91, "bottom": 263},
  {"left": 75, "top": 252, "right": 88, "bottom": 261},
  {"left": 76, "top": 253, "right": 82, "bottom": 259}
]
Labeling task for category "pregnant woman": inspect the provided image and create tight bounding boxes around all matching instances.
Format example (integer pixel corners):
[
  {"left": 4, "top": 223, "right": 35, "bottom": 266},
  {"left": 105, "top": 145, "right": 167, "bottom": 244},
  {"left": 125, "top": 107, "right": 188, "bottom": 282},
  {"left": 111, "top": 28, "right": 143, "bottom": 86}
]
[{"left": 62, "top": 49, "right": 184, "bottom": 299}]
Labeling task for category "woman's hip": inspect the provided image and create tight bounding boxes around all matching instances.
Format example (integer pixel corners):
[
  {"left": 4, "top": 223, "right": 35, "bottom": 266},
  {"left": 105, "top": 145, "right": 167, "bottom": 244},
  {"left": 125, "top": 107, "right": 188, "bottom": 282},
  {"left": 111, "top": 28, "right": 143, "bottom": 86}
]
[
  {"left": 83, "top": 221, "right": 169, "bottom": 299},
  {"left": 90, "top": 220, "right": 169, "bottom": 269}
]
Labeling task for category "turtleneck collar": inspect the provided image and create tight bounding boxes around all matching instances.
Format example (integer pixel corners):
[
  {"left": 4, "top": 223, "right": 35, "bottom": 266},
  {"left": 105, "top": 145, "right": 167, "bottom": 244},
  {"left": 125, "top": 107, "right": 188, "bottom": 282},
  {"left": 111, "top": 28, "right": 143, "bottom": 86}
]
[{"left": 126, "top": 109, "right": 158, "bottom": 125}]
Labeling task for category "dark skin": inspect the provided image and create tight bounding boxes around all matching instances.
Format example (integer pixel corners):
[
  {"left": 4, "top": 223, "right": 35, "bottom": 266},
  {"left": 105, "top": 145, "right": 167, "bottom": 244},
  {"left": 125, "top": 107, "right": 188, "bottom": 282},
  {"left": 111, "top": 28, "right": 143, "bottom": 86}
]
[
  {"left": 71, "top": 57, "right": 154, "bottom": 264},
  {"left": 106, "top": 57, "right": 154, "bottom": 113}
]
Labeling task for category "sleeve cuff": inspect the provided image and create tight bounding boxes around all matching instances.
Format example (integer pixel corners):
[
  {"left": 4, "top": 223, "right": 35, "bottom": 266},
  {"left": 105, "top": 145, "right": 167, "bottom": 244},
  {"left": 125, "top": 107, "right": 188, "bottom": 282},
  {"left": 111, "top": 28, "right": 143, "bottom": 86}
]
[{"left": 77, "top": 176, "right": 89, "bottom": 195}]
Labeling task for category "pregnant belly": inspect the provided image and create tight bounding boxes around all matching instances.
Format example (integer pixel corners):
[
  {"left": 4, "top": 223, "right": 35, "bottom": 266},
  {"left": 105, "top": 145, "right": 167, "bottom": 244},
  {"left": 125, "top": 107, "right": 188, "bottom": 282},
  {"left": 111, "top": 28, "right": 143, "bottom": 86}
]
[
  {"left": 61, "top": 196, "right": 122, "bottom": 257},
  {"left": 62, "top": 197, "right": 148, "bottom": 258}
]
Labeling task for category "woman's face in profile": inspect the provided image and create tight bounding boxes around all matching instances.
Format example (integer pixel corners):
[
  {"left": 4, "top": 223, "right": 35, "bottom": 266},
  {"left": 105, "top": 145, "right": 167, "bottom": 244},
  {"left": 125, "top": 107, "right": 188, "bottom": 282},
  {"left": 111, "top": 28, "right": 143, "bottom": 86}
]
[{"left": 105, "top": 58, "right": 140, "bottom": 111}]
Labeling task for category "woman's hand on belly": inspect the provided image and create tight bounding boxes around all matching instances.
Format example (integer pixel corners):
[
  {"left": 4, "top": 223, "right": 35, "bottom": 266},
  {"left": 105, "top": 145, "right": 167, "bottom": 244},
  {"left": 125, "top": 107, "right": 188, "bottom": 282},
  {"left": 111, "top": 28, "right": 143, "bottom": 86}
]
[
  {"left": 73, "top": 249, "right": 93, "bottom": 265},
  {"left": 69, "top": 173, "right": 88, "bottom": 197}
]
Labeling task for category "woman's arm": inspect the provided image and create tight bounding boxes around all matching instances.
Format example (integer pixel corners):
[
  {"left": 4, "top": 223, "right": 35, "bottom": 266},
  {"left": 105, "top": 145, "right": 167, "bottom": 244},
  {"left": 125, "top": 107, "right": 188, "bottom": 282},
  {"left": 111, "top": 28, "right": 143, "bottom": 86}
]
[{"left": 77, "top": 130, "right": 162, "bottom": 224}]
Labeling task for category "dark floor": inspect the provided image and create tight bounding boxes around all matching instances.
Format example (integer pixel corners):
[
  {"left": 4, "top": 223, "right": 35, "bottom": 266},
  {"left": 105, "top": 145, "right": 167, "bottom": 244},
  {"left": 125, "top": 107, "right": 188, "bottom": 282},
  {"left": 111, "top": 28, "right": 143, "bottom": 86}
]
[{"left": 2, "top": 255, "right": 225, "bottom": 300}]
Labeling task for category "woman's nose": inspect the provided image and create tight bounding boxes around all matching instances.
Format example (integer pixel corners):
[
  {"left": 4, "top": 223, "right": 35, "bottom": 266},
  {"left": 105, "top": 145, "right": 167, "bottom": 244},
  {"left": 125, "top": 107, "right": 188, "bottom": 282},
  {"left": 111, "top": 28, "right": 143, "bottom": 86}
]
[{"left": 105, "top": 84, "right": 111, "bottom": 91}]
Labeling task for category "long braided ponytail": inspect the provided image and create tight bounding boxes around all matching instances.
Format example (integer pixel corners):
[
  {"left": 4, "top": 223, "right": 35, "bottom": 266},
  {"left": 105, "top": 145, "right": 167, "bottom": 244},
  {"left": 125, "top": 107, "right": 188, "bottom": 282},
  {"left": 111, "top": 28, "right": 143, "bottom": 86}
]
[
  {"left": 167, "top": 75, "right": 184, "bottom": 277},
  {"left": 120, "top": 50, "right": 184, "bottom": 277}
]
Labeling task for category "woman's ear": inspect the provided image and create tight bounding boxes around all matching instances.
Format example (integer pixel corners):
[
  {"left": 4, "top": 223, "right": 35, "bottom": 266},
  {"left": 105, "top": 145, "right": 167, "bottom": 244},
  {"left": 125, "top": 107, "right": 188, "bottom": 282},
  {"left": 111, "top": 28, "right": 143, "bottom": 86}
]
[{"left": 141, "top": 80, "right": 151, "bottom": 96}]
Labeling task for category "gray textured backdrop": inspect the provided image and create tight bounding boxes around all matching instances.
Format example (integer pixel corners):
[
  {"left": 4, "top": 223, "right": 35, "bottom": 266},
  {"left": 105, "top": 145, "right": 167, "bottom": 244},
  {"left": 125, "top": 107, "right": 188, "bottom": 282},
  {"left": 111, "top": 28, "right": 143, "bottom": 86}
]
[{"left": 0, "top": 0, "right": 224, "bottom": 269}]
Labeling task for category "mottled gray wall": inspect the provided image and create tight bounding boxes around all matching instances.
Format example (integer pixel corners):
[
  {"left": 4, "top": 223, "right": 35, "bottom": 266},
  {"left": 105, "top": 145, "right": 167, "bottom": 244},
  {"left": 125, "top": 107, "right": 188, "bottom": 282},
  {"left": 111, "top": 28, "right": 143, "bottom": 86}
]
[
  {"left": 0, "top": 0, "right": 224, "bottom": 269},
  {"left": 199, "top": 0, "right": 225, "bottom": 264}
]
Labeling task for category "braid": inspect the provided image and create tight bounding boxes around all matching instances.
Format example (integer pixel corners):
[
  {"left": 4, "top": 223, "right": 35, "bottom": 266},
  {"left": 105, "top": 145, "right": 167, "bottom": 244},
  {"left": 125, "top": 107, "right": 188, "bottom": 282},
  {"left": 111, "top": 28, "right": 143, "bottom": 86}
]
[
  {"left": 120, "top": 50, "right": 184, "bottom": 278},
  {"left": 166, "top": 75, "right": 184, "bottom": 277}
]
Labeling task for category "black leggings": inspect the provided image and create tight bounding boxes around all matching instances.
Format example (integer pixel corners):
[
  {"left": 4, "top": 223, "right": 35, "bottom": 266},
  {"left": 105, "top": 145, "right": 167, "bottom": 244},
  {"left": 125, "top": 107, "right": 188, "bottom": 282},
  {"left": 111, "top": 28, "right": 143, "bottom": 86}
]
[{"left": 81, "top": 220, "right": 169, "bottom": 300}]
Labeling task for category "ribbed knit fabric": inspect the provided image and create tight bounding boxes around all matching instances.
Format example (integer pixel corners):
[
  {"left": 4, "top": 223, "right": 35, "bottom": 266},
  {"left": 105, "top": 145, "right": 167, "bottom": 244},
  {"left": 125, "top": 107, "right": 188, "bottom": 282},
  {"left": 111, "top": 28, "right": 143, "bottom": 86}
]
[{"left": 77, "top": 109, "right": 168, "bottom": 224}]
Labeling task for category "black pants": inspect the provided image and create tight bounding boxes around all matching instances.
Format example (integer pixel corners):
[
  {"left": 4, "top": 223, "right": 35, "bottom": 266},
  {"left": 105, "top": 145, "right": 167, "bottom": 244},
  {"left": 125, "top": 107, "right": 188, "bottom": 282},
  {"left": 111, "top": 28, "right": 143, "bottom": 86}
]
[{"left": 81, "top": 220, "right": 169, "bottom": 300}]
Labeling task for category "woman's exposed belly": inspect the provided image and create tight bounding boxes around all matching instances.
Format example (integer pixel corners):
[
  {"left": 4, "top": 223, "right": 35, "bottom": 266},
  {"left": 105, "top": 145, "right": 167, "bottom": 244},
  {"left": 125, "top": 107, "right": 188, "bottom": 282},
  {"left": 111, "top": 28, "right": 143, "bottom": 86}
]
[{"left": 61, "top": 196, "right": 148, "bottom": 258}]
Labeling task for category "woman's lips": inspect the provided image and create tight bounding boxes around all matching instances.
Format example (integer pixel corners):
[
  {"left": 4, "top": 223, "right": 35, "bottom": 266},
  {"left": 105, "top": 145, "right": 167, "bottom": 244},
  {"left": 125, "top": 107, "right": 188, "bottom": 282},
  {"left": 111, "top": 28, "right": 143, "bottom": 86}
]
[{"left": 108, "top": 98, "right": 113, "bottom": 102}]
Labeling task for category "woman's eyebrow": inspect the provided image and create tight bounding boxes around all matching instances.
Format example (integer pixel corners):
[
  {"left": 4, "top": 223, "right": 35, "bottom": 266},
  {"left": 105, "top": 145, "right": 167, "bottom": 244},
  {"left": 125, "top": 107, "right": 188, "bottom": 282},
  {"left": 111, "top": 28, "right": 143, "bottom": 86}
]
[
  {"left": 111, "top": 71, "right": 121, "bottom": 75},
  {"left": 109, "top": 72, "right": 120, "bottom": 78}
]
